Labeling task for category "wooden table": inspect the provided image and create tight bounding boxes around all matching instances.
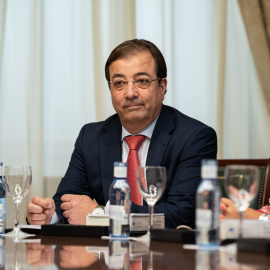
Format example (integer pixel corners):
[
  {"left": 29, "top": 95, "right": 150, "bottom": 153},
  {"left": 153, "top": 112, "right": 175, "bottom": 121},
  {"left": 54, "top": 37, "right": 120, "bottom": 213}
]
[{"left": 2, "top": 234, "right": 270, "bottom": 269}]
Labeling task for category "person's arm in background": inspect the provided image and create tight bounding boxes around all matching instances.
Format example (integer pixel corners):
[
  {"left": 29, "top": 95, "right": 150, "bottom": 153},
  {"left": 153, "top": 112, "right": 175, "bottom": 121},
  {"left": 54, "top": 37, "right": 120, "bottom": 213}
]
[{"left": 220, "top": 197, "right": 261, "bottom": 219}]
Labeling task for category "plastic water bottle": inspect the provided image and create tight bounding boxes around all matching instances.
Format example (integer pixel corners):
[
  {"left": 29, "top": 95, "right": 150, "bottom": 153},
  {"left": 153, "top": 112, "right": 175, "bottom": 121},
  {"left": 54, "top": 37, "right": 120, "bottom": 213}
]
[
  {"left": 0, "top": 163, "right": 6, "bottom": 234},
  {"left": 109, "top": 162, "right": 131, "bottom": 238},
  {"left": 196, "top": 159, "right": 220, "bottom": 249}
]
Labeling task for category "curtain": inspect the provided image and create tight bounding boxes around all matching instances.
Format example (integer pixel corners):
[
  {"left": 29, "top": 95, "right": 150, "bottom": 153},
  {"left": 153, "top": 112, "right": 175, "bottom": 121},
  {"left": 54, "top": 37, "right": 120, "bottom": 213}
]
[
  {"left": 0, "top": 0, "right": 135, "bottom": 226},
  {"left": 0, "top": 0, "right": 269, "bottom": 226},
  {"left": 238, "top": 0, "right": 270, "bottom": 116},
  {"left": 222, "top": 0, "right": 270, "bottom": 158},
  {"left": 136, "top": 0, "right": 219, "bottom": 128},
  {"left": 0, "top": 0, "right": 44, "bottom": 226}
]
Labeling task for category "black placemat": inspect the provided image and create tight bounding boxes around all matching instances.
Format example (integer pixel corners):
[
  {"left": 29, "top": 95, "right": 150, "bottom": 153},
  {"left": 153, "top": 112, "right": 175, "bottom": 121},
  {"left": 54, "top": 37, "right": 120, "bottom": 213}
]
[
  {"left": 150, "top": 228, "right": 196, "bottom": 244},
  {"left": 237, "top": 239, "right": 270, "bottom": 254},
  {"left": 41, "top": 224, "right": 109, "bottom": 237}
]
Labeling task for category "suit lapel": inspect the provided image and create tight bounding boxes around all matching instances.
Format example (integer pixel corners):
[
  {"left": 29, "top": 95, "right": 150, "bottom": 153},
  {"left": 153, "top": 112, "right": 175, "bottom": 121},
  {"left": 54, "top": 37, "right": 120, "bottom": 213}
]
[
  {"left": 100, "top": 116, "right": 122, "bottom": 201},
  {"left": 146, "top": 106, "right": 174, "bottom": 166}
]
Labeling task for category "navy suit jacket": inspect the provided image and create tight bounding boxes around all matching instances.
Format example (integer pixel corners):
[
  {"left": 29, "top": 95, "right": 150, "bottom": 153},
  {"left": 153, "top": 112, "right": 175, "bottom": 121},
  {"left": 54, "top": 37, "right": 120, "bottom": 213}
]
[{"left": 53, "top": 105, "right": 217, "bottom": 228}]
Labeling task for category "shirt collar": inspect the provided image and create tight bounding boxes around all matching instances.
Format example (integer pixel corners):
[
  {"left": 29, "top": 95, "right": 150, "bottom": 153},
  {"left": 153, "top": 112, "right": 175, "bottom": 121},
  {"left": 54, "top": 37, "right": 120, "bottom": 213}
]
[{"left": 121, "top": 115, "right": 159, "bottom": 141}]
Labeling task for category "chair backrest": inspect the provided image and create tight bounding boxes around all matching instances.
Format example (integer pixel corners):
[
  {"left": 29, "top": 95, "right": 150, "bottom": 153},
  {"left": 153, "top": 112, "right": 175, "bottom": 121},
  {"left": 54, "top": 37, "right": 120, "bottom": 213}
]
[{"left": 217, "top": 158, "right": 270, "bottom": 210}]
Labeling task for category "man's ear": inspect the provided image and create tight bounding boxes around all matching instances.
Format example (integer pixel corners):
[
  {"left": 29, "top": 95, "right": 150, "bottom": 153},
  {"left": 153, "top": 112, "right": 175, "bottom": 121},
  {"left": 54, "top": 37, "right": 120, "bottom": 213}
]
[{"left": 160, "top": 78, "right": 167, "bottom": 100}]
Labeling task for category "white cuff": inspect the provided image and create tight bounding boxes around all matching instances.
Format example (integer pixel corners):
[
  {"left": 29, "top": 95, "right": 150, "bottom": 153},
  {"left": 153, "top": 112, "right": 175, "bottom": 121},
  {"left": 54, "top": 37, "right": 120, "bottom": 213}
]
[
  {"left": 105, "top": 201, "right": 110, "bottom": 214},
  {"left": 50, "top": 211, "right": 60, "bottom": 224}
]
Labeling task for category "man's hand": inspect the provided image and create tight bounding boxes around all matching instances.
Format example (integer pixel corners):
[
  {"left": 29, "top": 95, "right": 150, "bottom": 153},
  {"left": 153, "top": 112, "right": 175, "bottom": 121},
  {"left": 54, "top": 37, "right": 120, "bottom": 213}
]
[
  {"left": 60, "top": 194, "right": 98, "bottom": 225},
  {"left": 27, "top": 197, "right": 55, "bottom": 225}
]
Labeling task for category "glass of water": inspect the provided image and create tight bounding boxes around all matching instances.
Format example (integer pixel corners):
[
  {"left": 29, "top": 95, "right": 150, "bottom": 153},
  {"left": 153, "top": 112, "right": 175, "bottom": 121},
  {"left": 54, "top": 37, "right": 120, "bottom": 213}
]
[
  {"left": 137, "top": 166, "right": 167, "bottom": 236},
  {"left": 3, "top": 166, "right": 32, "bottom": 238},
  {"left": 224, "top": 165, "right": 259, "bottom": 238}
]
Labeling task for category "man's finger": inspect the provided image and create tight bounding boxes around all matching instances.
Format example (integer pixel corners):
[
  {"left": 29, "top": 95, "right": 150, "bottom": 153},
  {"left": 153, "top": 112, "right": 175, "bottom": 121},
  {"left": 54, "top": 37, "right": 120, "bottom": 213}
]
[
  {"left": 30, "top": 213, "right": 47, "bottom": 221},
  {"left": 28, "top": 203, "right": 44, "bottom": 214},
  {"left": 32, "top": 197, "right": 54, "bottom": 209},
  {"left": 28, "top": 218, "right": 45, "bottom": 225},
  {"left": 60, "top": 202, "right": 70, "bottom": 211},
  {"left": 62, "top": 210, "right": 70, "bottom": 219},
  {"left": 61, "top": 194, "right": 74, "bottom": 202},
  {"left": 44, "top": 209, "right": 53, "bottom": 215}
]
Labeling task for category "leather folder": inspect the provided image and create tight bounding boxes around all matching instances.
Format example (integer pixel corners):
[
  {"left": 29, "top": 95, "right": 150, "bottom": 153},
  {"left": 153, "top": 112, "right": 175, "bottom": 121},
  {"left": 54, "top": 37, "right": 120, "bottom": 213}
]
[{"left": 41, "top": 224, "right": 109, "bottom": 237}]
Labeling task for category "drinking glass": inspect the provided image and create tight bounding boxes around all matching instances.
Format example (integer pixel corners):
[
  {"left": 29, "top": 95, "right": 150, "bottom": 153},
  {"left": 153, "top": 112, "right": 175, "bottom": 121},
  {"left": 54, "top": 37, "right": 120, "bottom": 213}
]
[
  {"left": 3, "top": 166, "right": 32, "bottom": 238},
  {"left": 224, "top": 165, "right": 259, "bottom": 238},
  {"left": 137, "top": 166, "right": 167, "bottom": 237}
]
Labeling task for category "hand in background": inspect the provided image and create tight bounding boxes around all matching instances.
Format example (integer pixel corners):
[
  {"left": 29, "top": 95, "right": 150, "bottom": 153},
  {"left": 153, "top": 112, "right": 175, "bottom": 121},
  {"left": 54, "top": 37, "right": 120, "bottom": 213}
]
[
  {"left": 220, "top": 197, "right": 262, "bottom": 219},
  {"left": 220, "top": 197, "right": 239, "bottom": 219},
  {"left": 27, "top": 196, "right": 55, "bottom": 225},
  {"left": 60, "top": 194, "right": 98, "bottom": 225}
]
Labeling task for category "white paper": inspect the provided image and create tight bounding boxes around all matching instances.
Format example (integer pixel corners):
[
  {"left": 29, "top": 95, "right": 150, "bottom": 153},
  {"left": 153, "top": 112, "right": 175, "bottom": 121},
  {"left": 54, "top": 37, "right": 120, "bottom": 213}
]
[{"left": 18, "top": 224, "right": 41, "bottom": 230}]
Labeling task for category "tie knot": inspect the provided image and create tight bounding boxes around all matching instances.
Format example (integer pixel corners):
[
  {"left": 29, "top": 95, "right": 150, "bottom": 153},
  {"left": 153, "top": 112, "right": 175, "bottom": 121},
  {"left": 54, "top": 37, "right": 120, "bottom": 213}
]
[{"left": 125, "top": 135, "right": 146, "bottom": 151}]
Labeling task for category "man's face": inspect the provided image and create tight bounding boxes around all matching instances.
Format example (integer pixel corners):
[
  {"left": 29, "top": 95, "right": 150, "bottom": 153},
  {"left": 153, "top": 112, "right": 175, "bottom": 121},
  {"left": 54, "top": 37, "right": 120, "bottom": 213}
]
[{"left": 109, "top": 51, "right": 167, "bottom": 133}]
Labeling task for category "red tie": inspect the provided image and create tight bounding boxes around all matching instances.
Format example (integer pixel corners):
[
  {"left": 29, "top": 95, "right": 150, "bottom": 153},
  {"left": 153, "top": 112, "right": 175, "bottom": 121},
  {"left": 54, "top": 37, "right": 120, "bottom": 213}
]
[{"left": 125, "top": 135, "right": 146, "bottom": 205}]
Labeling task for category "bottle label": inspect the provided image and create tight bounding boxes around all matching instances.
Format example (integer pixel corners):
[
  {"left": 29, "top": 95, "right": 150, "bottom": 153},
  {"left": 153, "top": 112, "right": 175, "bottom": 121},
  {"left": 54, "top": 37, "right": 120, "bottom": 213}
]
[
  {"left": 110, "top": 205, "right": 126, "bottom": 220},
  {"left": 196, "top": 209, "right": 212, "bottom": 227},
  {"left": 109, "top": 205, "right": 129, "bottom": 236},
  {"left": 201, "top": 166, "right": 217, "bottom": 179},
  {"left": 114, "top": 167, "right": 127, "bottom": 178}
]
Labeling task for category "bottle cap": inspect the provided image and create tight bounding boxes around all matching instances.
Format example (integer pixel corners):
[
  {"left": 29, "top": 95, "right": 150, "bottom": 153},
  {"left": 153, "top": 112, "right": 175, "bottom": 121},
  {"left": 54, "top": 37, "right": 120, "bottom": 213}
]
[{"left": 114, "top": 162, "right": 127, "bottom": 178}]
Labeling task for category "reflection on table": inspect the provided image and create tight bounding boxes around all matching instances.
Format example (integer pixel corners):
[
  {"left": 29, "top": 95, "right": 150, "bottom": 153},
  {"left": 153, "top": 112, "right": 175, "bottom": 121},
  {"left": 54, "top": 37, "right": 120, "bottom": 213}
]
[{"left": 2, "top": 234, "right": 270, "bottom": 269}]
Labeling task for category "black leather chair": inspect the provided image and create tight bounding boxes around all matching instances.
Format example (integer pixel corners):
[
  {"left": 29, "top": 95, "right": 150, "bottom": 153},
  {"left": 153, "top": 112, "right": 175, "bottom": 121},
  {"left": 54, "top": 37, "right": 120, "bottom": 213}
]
[{"left": 217, "top": 158, "right": 270, "bottom": 209}]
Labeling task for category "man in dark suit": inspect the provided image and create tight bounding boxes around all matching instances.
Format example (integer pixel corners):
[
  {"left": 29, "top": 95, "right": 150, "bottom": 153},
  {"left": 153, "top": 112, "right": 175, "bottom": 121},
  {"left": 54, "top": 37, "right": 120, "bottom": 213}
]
[{"left": 27, "top": 39, "right": 217, "bottom": 228}]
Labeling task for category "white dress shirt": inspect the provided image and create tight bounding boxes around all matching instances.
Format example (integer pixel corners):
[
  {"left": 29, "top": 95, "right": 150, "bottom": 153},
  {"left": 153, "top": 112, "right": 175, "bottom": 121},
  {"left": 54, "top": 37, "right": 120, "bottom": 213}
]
[{"left": 121, "top": 116, "right": 158, "bottom": 165}]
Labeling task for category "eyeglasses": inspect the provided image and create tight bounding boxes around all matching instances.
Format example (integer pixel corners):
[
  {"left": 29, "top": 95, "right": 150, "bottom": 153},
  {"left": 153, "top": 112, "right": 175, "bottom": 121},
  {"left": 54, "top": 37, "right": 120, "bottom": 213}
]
[{"left": 108, "top": 78, "right": 162, "bottom": 91}]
